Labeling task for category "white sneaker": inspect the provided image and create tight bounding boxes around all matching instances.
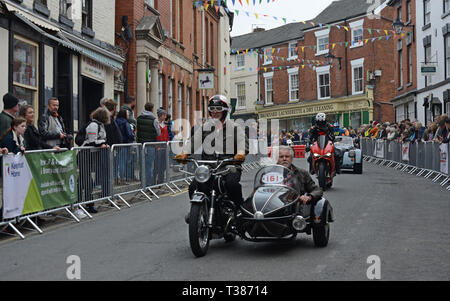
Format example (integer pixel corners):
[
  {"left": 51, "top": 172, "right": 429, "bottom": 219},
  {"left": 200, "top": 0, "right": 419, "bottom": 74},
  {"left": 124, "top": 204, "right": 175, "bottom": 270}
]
[{"left": 75, "top": 209, "right": 87, "bottom": 219}]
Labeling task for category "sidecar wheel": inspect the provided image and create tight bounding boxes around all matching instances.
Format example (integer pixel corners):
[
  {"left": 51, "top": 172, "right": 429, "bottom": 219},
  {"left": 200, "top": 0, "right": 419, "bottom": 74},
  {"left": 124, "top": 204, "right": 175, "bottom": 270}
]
[
  {"left": 313, "top": 223, "right": 330, "bottom": 247},
  {"left": 189, "top": 203, "right": 210, "bottom": 257}
]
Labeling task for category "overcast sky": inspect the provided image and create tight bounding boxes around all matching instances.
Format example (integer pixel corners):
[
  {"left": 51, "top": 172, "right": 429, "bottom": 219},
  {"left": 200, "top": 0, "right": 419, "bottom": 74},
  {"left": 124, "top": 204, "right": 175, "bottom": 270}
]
[{"left": 229, "top": 0, "right": 335, "bottom": 37}]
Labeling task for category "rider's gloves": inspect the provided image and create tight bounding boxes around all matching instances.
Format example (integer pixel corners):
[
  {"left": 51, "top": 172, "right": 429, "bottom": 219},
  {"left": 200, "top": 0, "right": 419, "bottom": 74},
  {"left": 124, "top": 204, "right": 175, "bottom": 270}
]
[
  {"left": 233, "top": 153, "right": 246, "bottom": 163},
  {"left": 174, "top": 153, "right": 189, "bottom": 164}
]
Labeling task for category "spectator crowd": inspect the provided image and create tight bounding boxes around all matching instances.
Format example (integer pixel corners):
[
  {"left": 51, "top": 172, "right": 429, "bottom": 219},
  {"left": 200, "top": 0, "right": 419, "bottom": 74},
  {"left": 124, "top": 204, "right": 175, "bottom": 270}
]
[{"left": 357, "top": 116, "right": 450, "bottom": 145}]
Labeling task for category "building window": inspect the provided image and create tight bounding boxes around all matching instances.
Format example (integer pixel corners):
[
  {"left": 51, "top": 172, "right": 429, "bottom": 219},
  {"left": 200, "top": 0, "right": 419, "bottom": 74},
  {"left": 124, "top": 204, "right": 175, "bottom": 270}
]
[
  {"left": 288, "top": 41, "right": 298, "bottom": 60},
  {"left": 82, "top": 0, "right": 93, "bottom": 29},
  {"left": 316, "top": 66, "right": 330, "bottom": 99},
  {"left": 406, "top": 1, "right": 412, "bottom": 23},
  {"left": 264, "top": 73, "right": 273, "bottom": 104},
  {"left": 407, "top": 45, "right": 413, "bottom": 84},
  {"left": 446, "top": 35, "right": 450, "bottom": 79},
  {"left": 424, "top": 0, "right": 431, "bottom": 26},
  {"left": 236, "top": 54, "right": 245, "bottom": 69},
  {"left": 60, "top": 0, "right": 71, "bottom": 18},
  {"left": 350, "top": 19, "right": 364, "bottom": 48},
  {"left": 145, "top": 0, "right": 155, "bottom": 8},
  {"left": 177, "top": 0, "right": 183, "bottom": 43},
  {"left": 186, "top": 88, "right": 190, "bottom": 122},
  {"left": 178, "top": 84, "right": 182, "bottom": 120},
  {"left": 168, "top": 80, "right": 173, "bottom": 116},
  {"left": 398, "top": 5, "right": 402, "bottom": 22},
  {"left": 398, "top": 40, "right": 403, "bottom": 88},
  {"left": 158, "top": 74, "right": 163, "bottom": 108},
  {"left": 315, "top": 29, "right": 329, "bottom": 56},
  {"left": 288, "top": 68, "right": 299, "bottom": 101},
  {"left": 236, "top": 83, "right": 246, "bottom": 108},
  {"left": 445, "top": 0, "right": 450, "bottom": 14},
  {"left": 13, "top": 36, "right": 38, "bottom": 110},
  {"left": 264, "top": 47, "right": 272, "bottom": 65},
  {"left": 424, "top": 44, "right": 432, "bottom": 86},
  {"left": 351, "top": 59, "right": 364, "bottom": 95}
]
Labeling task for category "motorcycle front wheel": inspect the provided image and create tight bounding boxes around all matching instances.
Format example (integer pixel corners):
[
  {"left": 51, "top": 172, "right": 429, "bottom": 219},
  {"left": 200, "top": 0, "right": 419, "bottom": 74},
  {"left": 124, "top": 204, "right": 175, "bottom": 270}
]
[
  {"left": 318, "top": 162, "right": 327, "bottom": 190},
  {"left": 189, "top": 203, "right": 210, "bottom": 257}
]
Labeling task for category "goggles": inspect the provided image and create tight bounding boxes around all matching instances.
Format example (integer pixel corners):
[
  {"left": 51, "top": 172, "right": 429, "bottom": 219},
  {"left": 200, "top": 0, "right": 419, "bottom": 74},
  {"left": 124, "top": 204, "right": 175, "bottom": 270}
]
[{"left": 208, "top": 106, "right": 226, "bottom": 113}]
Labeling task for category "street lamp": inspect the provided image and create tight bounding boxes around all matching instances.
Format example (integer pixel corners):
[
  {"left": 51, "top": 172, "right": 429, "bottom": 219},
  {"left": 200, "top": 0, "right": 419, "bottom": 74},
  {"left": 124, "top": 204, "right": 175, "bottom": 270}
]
[
  {"left": 392, "top": 16, "right": 415, "bottom": 41},
  {"left": 325, "top": 52, "right": 342, "bottom": 69}
]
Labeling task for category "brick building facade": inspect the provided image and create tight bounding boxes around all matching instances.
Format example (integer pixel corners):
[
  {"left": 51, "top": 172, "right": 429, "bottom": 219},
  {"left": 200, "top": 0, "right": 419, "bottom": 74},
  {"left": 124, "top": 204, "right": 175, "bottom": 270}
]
[
  {"left": 255, "top": 0, "right": 398, "bottom": 131},
  {"left": 387, "top": 0, "right": 418, "bottom": 123},
  {"left": 115, "top": 0, "right": 232, "bottom": 128}
]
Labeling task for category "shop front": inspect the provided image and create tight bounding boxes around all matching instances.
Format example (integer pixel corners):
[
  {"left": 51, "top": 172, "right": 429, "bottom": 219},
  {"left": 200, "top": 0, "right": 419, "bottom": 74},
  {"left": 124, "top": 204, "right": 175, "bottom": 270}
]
[{"left": 257, "top": 94, "right": 373, "bottom": 132}]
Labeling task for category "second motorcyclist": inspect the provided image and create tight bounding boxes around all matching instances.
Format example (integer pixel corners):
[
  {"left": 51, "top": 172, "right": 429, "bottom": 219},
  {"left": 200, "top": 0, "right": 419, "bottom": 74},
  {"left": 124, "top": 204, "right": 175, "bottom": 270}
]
[{"left": 307, "top": 112, "right": 342, "bottom": 174}]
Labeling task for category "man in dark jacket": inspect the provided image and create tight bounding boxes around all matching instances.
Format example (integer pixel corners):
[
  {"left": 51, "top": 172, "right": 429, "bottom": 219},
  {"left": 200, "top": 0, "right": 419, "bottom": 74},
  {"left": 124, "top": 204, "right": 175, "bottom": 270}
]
[
  {"left": 0, "top": 93, "right": 19, "bottom": 137},
  {"left": 137, "top": 102, "right": 162, "bottom": 186},
  {"left": 38, "top": 97, "right": 72, "bottom": 148},
  {"left": 277, "top": 146, "right": 323, "bottom": 204},
  {"left": 122, "top": 96, "right": 137, "bottom": 127}
]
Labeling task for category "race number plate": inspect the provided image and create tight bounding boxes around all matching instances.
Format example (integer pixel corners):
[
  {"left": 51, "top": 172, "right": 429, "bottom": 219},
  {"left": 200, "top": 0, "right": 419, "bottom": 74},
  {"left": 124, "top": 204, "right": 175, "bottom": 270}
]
[{"left": 261, "top": 172, "right": 284, "bottom": 184}]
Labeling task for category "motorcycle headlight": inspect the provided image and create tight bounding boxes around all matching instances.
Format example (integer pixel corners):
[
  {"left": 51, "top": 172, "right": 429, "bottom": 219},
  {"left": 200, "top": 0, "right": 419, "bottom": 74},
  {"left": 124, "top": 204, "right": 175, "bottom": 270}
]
[
  {"left": 313, "top": 153, "right": 321, "bottom": 158},
  {"left": 324, "top": 153, "right": 332, "bottom": 157},
  {"left": 195, "top": 165, "right": 211, "bottom": 183}
]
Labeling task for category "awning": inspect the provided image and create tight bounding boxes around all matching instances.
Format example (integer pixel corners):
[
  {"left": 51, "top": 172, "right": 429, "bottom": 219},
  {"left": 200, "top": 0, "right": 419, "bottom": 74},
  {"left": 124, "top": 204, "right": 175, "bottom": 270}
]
[
  {"left": 3, "top": 1, "right": 59, "bottom": 32},
  {"left": 4, "top": 1, "right": 124, "bottom": 71}
]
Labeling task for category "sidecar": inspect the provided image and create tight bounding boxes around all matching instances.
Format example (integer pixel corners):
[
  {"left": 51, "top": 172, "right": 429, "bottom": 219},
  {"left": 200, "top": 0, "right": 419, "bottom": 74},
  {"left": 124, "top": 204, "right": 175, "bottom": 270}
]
[{"left": 236, "top": 165, "right": 334, "bottom": 247}]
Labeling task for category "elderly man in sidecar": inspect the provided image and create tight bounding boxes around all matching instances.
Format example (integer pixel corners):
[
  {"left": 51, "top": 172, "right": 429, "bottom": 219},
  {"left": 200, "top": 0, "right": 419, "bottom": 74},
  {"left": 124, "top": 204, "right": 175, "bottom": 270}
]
[{"left": 276, "top": 146, "right": 324, "bottom": 205}]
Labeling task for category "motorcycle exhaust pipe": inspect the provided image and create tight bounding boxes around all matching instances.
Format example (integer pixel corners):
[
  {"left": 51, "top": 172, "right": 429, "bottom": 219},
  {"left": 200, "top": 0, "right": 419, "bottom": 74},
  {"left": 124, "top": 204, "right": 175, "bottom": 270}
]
[{"left": 292, "top": 216, "right": 307, "bottom": 231}]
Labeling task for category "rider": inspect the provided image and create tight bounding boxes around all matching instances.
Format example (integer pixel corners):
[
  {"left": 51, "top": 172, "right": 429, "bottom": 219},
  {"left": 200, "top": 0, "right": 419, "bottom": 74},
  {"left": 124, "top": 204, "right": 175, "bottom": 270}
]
[
  {"left": 175, "top": 95, "right": 249, "bottom": 222},
  {"left": 277, "top": 146, "right": 323, "bottom": 206},
  {"left": 307, "top": 112, "right": 342, "bottom": 175}
]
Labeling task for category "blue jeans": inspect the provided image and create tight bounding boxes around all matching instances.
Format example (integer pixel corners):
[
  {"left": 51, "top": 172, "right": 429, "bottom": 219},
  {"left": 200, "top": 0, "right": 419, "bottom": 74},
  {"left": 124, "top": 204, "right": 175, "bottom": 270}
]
[{"left": 154, "top": 146, "right": 167, "bottom": 185}]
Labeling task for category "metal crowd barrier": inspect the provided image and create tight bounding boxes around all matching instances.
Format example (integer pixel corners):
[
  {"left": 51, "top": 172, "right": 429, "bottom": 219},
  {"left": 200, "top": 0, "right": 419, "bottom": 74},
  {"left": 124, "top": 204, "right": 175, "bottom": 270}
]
[
  {"left": 1, "top": 140, "right": 268, "bottom": 240},
  {"left": 361, "top": 138, "right": 450, "bottom": 191}
]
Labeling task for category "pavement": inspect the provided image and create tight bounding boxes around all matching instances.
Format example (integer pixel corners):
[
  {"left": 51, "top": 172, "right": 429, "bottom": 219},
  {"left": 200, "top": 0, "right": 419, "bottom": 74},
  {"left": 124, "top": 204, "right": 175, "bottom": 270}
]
[{"left": 0, "top": 158, "right": 448, "bottom": 281}]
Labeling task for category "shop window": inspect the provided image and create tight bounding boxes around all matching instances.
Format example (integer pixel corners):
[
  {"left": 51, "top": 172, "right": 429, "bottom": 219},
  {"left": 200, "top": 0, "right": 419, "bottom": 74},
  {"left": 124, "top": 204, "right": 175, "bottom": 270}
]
[
  {"left": 12, "top": 36, "right": 38, "bottom": 110},
  {"left": 350, "top": 112, "right": 361, "bottom": 129}
]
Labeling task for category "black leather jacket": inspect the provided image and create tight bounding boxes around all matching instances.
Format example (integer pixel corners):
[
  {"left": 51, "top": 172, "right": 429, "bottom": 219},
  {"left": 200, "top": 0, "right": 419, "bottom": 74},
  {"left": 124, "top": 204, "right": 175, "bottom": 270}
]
[
  {"left": 309, "top": 123, "right": 335, "bottom": 144},
  {"left": 188, "top": 119, "right": 249, "bottom": 162}
]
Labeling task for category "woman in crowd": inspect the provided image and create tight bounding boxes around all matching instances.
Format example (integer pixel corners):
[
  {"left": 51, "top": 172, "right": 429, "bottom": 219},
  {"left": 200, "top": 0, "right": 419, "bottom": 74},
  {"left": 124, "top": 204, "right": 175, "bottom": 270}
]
[
  {"left": 80, "top": 107, "right": 110, "bottom": 214},
  {"left": 18, "top": 105, "right": 60, "bottom": 151},
  {"left": 0, "top": 117, "right": 27, "bottom": 154}
]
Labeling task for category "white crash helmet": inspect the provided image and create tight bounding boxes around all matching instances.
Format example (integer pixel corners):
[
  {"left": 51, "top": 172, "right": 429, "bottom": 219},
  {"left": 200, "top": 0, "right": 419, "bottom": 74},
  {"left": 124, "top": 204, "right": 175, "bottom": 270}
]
[{"left": 315, "top": 113, "right": 326, "bottom": 122}]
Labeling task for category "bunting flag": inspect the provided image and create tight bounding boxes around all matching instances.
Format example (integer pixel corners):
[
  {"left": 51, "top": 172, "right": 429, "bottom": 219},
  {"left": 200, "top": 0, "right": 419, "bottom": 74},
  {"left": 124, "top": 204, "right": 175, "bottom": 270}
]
[{"left": 231, "top": 33, "right": 402, "bottom": 63}]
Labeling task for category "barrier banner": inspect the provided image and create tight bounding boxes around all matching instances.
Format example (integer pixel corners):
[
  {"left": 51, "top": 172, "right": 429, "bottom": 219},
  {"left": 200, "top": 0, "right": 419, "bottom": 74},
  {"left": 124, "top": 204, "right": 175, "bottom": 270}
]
[
  {"left": 440, "top": 144, "right": 448, "bottom": 174},
  {"left": 374, "top": 140, "right": 385, "bottom": 158},
  {"left": 402, "top": 143, "right": 410, "bottom": 162},
  {"left": 2, "top": 151, "right": 77, "bottom": 219}
]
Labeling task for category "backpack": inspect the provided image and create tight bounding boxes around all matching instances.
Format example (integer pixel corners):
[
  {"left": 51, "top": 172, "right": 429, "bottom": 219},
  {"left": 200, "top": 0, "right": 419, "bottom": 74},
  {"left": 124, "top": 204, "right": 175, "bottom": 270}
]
[{"left": 75, "top": 120, "right": 101, "bottom": 146}]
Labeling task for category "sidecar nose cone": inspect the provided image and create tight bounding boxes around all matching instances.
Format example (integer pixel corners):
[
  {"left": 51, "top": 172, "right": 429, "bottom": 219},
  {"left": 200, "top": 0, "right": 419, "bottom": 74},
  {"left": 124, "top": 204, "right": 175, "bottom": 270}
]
[{"left": 254, "top": 211, "right": 264, "bottom": 220}]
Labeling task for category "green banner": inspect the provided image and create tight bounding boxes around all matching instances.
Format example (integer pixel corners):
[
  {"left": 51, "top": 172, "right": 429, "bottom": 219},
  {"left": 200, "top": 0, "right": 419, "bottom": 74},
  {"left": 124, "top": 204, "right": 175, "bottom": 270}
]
[{"left": 3, "top": 151, "right": 78, "bottom": 219}]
